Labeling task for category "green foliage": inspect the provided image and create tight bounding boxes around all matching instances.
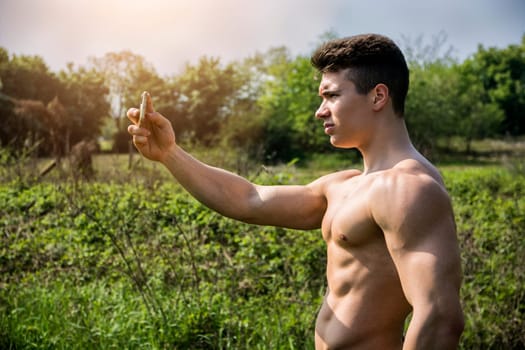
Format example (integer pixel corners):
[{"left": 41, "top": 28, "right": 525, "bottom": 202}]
[
  {"left": 0, "top": 91, "right": 16, "bottom": 148},
  {"left": 57, "top": 65, "right": 110, "bottom": 151},
  {"left": 405, "top": 61, "right": 458, "bottom": 155},
  {"left": 2, "top": 31, "right": 525, "bottom": 349},
  {"left": 258, "top": 52, "right": 328, "bottom": 163},
  {"left": 175, "top": 57, "right": 238, "bottom": 145},
  {"left": 444, "top": 168, "right": 525, "bottom": 348},
  {"left": 0, "top": 50, "right": 61, "bottom": 152},
  {"left": 0, "top": 48, "right": 111, "bottom": 156},
  {"left": 3, "top": 34, "right": 525, "bottom": 160},
  {"left": 88, "top": 51, "right": 165, "bottom": 153},
  {"left": 453, "top": 64, "right": 505, "bottom": 153},
  {"left": 214, "top": 52, "right": 271, "bottom": 164},
  {"left": 89, "top": 51, "right": 160, "bottom": 119},
  {"left": 0, "top": 52, "right": 60, "bottom": 102},
  {"left": 0, "top": 174, "right": 322, "bottom": 349},
  {"left": 406, "top": 60, "right": 505, "bottom": 156},
  {"left": 1, "top": 163, "right": 524, "bottom": 348},
  {"left": 462, "top": 35, "right": 525, "bottom": 135}
]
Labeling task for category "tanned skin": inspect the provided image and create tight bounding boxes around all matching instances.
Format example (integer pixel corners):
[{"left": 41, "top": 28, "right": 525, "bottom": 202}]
[{"left": 127, "top": 68, "right": 464, "bottom": 349}]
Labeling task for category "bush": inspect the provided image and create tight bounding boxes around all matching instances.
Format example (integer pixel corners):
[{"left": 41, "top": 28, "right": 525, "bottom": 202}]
[
  {"left": 444, "top": 168, "right": 525, "bottom": 348},
  {"left": 0, "top": 165, "right": 523, "bottom": 348}
]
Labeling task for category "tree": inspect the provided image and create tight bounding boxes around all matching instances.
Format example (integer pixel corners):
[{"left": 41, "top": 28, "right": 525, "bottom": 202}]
[
  {"left": 454, "top": 64, "right": 505, "bottom": 153},
  {"left": 404, "top": 61, "right": 459, "bottom": 156},
  {"left": 0, "top": 50, "right": 59, "bottom": 103},
  {"left": 0, "top": 90, "right": 17, "bottom": 149},
  {"left": 57, "top": 64, "right": 110, "bottom": 152},
  {"left": 258, "top": 50, "right": 327, "bottom": 163},
  {"left": 89, "top": 51, "right": 163, "bottom": 152},
  {"left": 405, "top": 60, "right": 504, "bottom": 156},
  {"left": 212, "top": 52, "right": 274, "bottom": 170},
  {"left": 463, "top": 35, "right": 525, "bottom": 135},
  {"left": 175, "top": 56, "right": 237, "bottom": 145},
  {"left": 402, "top": 33, "right": 508, "bottom": 157},
  {"left": 11, "top": 99, "right": 51, "bottom": 155},
  {"left": 46, "top": 96, "right": 69, "bottom": 158},
  {"left": 0, "top": 48, "right": 62, "bottom": 153}
]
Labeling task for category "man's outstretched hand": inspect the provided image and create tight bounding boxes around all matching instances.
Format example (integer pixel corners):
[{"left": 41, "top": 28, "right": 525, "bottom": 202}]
[{"left": 127, "top": 93, "right": 176, "bottom": 163}]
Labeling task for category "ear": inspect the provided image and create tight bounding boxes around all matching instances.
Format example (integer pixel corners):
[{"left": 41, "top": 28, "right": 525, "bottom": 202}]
[{"left": 371, "top": 84, "right": 389, "bottom": 112}]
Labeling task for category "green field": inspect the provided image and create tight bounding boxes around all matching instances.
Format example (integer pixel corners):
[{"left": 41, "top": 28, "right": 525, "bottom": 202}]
[{"left": 1, "top": 148, "right": 524, "bottom": 349}]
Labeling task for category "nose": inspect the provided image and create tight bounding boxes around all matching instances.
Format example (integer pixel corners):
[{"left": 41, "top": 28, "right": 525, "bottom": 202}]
[{"left": 315, "top": 103, "right": 329, "bottom": 119}]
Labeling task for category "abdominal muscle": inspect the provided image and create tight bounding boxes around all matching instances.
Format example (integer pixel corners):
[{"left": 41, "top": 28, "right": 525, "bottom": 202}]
[{"left": 314, "top": 242, "right": 412, "bottom": 350}]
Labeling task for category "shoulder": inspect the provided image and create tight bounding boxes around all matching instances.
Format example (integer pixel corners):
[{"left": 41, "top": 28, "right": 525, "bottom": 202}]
[
  {"left": 372, "top": 167, "right": 447, "bottom": 202},
  {"left": 370, "top": 158, "right": 448, "bottom": 204},
  {"left": 369, "top": 166, "right": 454, "bottom": 234}
]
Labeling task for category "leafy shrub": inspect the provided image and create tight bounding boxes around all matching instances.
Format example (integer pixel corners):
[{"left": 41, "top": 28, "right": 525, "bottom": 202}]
[
  {"left": 1, "top": 166, "right": 523, "bottom": 348},
  {"left": 444, "top": 168, "right": 525, "bottom": 349}
]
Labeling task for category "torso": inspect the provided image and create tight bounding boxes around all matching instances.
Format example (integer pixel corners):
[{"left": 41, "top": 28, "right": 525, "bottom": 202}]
[{"left": 315, "top": 158, "right": 444, "bottom": 350}]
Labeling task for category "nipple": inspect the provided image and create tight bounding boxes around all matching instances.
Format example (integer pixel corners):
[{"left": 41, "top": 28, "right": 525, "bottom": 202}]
[{"left": 339, "top": 234, "right": 348, "bottom": 241}]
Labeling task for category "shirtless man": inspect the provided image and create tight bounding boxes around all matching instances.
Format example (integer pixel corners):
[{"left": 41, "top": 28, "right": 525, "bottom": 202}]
[{"left": 127, "top": 34, "right": 464, "bottom": 349}]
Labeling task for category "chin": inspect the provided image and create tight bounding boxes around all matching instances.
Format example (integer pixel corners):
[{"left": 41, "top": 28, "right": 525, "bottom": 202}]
[{"left": 330, "top": 137, "right": 354, "bottom": 149}]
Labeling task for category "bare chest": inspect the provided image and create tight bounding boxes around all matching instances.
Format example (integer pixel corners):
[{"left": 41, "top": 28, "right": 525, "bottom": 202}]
[{"left": 321, "top": 178, "right": 382, "bottom": 247}]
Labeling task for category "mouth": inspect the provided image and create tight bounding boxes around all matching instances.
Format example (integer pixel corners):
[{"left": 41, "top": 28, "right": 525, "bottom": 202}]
[{"left": 323, "top": 123, "right": 335, "bottom": 134}]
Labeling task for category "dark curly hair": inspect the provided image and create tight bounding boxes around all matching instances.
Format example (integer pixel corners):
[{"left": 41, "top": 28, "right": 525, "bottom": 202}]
[{"left": 311, "top": 34, "right": 409, "bottom": 116}]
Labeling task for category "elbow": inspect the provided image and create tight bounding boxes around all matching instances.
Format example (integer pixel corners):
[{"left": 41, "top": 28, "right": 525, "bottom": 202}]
[
  {"left": 233, "top": 204, "right": 264, "bottom": 226},
  {"left": 410, "top": 304, "right": 465, "bottom": 348},
  {"left": 442, "top": 301, "right": 465, "bottom": 339},
  {"left": 452, "top": 311, "right": 465, "bottom": 341},
  {"left": 430, "top": 306, "right": 465, "bottom": 344},
  {"left": 217, "top": 204, "right": 259, "bottom": 225},
  {"left": 237, "top": 213, "right": 260, "bottom": 225},
  {"left": 440, "top": 311, "right": 465, "bottom": 343}
]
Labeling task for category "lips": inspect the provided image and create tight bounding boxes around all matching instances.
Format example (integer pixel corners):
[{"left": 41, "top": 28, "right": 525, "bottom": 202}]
[{"left": 323, "top": 123, "right": 335, "bottom": 134}]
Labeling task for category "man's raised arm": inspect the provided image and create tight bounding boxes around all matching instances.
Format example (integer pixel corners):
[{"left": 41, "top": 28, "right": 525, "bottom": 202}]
[{"left": 127, "top": 94, "right": 326, "bottom": 230}]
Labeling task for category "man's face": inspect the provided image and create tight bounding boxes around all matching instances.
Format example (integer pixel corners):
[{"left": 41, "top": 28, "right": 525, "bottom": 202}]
[{"left": 316, "top": 69, "right": 373, "bottom": 149}]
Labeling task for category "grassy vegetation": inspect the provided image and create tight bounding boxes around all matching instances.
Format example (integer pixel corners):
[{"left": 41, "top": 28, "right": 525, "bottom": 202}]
[{"left": 1, "top": 141, "right": 524, "bottom": 349}]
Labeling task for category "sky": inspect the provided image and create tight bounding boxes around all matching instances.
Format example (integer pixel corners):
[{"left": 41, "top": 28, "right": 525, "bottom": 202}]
[{"left": 0, "top": 0, "right": 524, "bottom": 76}]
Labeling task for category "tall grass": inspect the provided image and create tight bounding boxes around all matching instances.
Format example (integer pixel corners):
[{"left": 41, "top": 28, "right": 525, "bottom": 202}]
[
  {"left": 0, "top": 154, "right": 322, "bottom": 349},
  {"left": 1, "top": 147, "right": 524, "bottom": 348}
]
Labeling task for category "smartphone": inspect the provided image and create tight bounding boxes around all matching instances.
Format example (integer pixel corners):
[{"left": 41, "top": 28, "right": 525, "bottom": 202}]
[{"left": 139, "top": 91, "right": 149, "bottom": 126}]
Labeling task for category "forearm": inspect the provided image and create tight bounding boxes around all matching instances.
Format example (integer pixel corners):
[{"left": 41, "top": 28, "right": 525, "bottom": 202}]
[{"left": 160, "top": 145, "right": 258, "bottom": 221}]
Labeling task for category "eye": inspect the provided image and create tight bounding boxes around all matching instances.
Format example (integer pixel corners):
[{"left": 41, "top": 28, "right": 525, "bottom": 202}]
[
  {"left": 324, "top": 91, "right": 339, "bottom": 99},
  {"left": 319, "top": 90, "right": 339, "bottom": 100}
]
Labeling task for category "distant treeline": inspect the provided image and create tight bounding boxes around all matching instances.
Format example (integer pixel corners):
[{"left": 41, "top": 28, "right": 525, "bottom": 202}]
[{"left": 0, "top": 33, "right": 524, "bottom": 161}]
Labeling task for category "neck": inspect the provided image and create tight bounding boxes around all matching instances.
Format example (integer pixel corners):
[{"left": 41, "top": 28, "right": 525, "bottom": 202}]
[{"left": 359, "top": 116, "right": 416, "bottom": 174}]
